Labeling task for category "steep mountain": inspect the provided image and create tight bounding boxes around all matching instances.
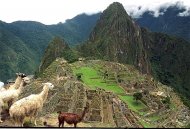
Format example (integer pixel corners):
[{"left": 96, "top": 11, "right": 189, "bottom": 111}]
[
  {"left": 136, "top": 5, "right": 190, "bottom": 41},
  {"left": 79, "top": 2, "right": 190, "bottom": 107},
  {"left": 0, "top": 13, "right": 100, "bottom": 81},
  {"left": 0, "top": 21, "right": 53, "bottom": 82},
  {"left": 0, "top": 24, "right": 37, "bottom": 82},
  {"left": 38, "top": 37, "right": 78, "bottom": 75},
  {"left": 8, "top": 21, "right": 54, "bottom": 59},
  {"left": 79, "top": 2, "right": 151, "bottom": 74},
  {"left": 141, "top": 28, "right": 190, "bottom": 106}
]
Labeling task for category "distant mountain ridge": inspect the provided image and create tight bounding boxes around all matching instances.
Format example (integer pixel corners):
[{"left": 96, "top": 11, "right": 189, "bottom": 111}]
[
  {"left": 136, "top": 4, "right": 190, "bottom": 41},
  {"left": 0, "top": 13, "right": 100, "bottom": 81},
  {"left": 0, "top": 3, "right": 189, "bottom": 85}
]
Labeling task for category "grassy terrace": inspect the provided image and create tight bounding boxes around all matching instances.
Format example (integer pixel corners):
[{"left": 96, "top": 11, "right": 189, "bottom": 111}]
[
  {"left": 72, "top": 64, "right": 152, "bottom": 127},
  {"left": 119, "top": 95, "right": 146, "bottom": 114},
  {"left": 73, "top": 66, "right": 126, "bottom": 94},
  {"left": 72, "top": 65, "right": 147, "bottom": 110}
]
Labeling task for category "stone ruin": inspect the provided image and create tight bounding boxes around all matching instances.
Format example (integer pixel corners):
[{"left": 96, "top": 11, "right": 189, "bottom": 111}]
[{"left": 33, "top": 75, "right": 143, "bottom": 127}]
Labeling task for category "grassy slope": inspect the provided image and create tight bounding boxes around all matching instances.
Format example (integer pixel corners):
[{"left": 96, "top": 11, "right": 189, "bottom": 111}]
[
  {"left": 73, "top": 67, "right": 125, "bottom": 94},
  {"left": 71, "top": 62, "right": 153, "bottom": 127}
]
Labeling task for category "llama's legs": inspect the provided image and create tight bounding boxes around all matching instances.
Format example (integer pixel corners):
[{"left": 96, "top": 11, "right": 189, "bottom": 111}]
[
  {"left": 14, "top": 121, "right": 18, "bottom": 127},
  {"left": 7, "top": 100, "right": 13, "bottom": 109},
  {"left": 33, "top": 115, "right": 38, "bottom": 126},
  {"left": 21, "top": 120, "right": 24, "bottom": 127},
  {"left": 61, "top": 121, "right": 64, "bottom": 127},
  {"left": 19, "top": 122, "right": 23, "bottom": 127},
  {"left": 33, "top": 111, "right": 38, "bottom": 126},
  {"left": 29, "top": 116, "right": 33, "bottom": 123},
  {"left": 19, "top": 116, "right": 24, "bottom": 127},
  {"left": 58, "top": 120, "right": 61, "bottom": 127},
  {"left": 34, "top": 117, "right": 37, "bottom": 126},
  {"left": 0, "top": 102, "right": 3, "bottom": 123},
  {"left": 74, "top": 123, "right": 77, "bottom": 128},
  {"left": 31, "top": 115, "right": 37, "bottom": 126}
]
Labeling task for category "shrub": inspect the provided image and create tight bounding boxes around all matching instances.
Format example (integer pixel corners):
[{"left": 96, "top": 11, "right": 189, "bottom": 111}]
[{"left": 76, "top": 73, "right": 83, "bottom": 81}]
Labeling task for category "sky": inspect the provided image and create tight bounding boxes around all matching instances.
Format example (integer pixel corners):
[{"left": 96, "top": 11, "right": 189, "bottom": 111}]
[{"left": 0, "top": 0, "right": 190, "bottom": 25}]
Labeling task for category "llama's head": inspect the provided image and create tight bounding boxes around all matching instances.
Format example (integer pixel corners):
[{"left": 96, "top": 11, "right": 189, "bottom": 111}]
[
  {"left": 21, "top": 77, "right": 31, "bottom": 86},
  {"left": 16, "top": 72, "right": 27, "bottom": 78},
  {"left": 23, "top": 77, "right": 31, "bottom": 84},
  {"left": 42, "top": 82, "right": 54, "bottom": 90}
]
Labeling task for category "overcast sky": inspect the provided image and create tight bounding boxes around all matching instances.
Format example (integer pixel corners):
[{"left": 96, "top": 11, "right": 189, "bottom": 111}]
[{"left": 0, "top": 0, "right": 189, "bottom": 25}]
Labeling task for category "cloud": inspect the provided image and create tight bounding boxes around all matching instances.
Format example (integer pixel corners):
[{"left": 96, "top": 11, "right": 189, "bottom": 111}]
[
  {"left": 178, "top": 7, "right": 190, "bottom": 16},
  {"left": 0, "top": 0, "right": 189, "bottom": 24},
  {"left": 124, "top": 1, "right": 190, "bottom": 18}
]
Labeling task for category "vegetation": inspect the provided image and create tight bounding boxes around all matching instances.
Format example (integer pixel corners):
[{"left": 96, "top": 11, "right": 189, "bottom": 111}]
[
  {"left": 0, "top": 28, "right": 37, "bottom": 82},
  {"left": 76, "top": 73, "right": 83, "bottom": 81},
  {"left": 78, "top": 2, "right": 190, "bottom": 108},
  {"left": 37, "top": 37, "right": 79, "bottom": 77},
  {"left": 72, "top": 63, "right": 147, "bottom": 116},
  {"left": 73, "top": 66, "right": 125, "bottom": 94},
  {"left": 119, "top": 95, "right": 146, "bottom": 113},
  {"left": 0, "top": 13, "right": 100, "bottom": 81},
  {"left": 133, "top": 92, "right": 143, "bottom": 103},
  {"left": 162, "top": 96, "right": 171, "bottom": 105},
  {"left": 136, "top": 5, "right": 190, "bottom": 41}
]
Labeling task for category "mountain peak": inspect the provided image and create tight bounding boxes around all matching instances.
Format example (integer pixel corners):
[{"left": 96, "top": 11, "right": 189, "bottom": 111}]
[
  {"left": 80, "top": 2, "right": 150, "bottom": 74},
  {"left": 102, "top": 2, "right": 129, "bottom": 18},
  {"left": 39, "top": 37, "right": 69, "bottom": 73},
  {"left": 107, "top": 2, "right": 124, "bottom": 9}
]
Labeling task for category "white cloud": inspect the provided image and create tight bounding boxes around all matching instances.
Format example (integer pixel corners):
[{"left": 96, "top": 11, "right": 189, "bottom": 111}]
[
  {"left": 125, "top": 0, "right": 190, "bottom": 18},
  {"left": 178, "top": 7, "right": 190, "bottom": 16},
  {"left": 0, "top": 0, "right": 189, "bottom": 24}
]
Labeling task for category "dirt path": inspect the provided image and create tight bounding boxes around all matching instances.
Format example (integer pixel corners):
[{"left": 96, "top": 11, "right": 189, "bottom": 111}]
[{"left": 0, "top": 112, "right": 92, "bottom": 127}]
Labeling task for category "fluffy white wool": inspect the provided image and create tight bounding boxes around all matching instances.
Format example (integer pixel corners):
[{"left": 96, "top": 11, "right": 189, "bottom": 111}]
[{"left": 9, "top": 82, "right": 54, "bottom": 127}]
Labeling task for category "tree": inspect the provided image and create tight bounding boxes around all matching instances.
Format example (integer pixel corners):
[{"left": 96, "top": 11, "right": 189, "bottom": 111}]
[
  {"left": 161, "top": 96, "right": 171, "bottom": 109},
  {"left": 76, "top": 73, "right": 83, "bottom": 81},
  {"left": 103, "top": 71, "right": 108, "bottom": 79},
  {"left": 133, "top": 92, "right": 143, "bottom": 103}
]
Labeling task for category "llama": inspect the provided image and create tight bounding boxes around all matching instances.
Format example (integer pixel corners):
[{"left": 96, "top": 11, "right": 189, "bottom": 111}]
[
  {"left": 9, "top": 82, "right": 54, "bottom": 127},
  {"left": 0, "top": 77, "right": 30, "bottom": 123},
  {"left": 57, "top": 106, "right": 88, "bottom": 128},
  {"left": 8, "top": 73, "right": 27, "bottom": 90},
  {"left": 0, "top": 72, "right": 26, "bottom": 92}
]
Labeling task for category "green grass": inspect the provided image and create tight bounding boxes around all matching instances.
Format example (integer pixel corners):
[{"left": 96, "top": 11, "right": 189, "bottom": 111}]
[
  {"left": 72, "top": 65, "right": 150, "bottom": 126},
  {"left": 73, "top": 66, "right": 125, "bottom": 94},
  {"left": 73, "top": 66, "right": 148, "bottom": 113},
  {"left": 139, "top": 119, "right": 153, "bottom": 128},
  {"left": 119, "top": 95, "right": 147, "bottom": 114},
  {"left": 148, "top": 115, "right": 161, "bottom": 121}
]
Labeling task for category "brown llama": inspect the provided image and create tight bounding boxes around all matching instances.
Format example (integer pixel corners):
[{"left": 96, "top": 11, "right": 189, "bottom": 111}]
[{"left": 57, "top": 107, "right": 88, "bottom": 128}]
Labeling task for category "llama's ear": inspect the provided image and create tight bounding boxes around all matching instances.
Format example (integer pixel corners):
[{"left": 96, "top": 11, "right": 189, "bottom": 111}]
[{"left": 16, "top": 73, "right": 19, "bottom": 75}]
